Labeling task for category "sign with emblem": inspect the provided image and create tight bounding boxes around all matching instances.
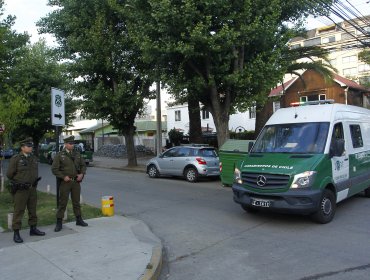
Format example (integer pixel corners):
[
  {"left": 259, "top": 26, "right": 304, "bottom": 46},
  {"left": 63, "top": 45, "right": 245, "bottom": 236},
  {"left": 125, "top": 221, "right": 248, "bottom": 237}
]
[{"left": 51, "top": 87, "right": 65, "bottom": 126}]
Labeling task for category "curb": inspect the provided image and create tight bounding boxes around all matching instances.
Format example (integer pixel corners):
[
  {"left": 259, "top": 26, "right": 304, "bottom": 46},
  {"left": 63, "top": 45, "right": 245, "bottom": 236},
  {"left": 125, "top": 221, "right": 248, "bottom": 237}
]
[{"left": 140, "top": 245, "right": 163, "bottom": 280}]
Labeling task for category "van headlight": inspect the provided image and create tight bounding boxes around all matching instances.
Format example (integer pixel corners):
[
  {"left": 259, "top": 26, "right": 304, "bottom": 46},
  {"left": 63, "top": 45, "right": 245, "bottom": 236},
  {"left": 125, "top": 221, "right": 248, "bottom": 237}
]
[
  {"left": 290, "top": 171, "right": 317, "bottom": 189},
  {"left": 234, "top": 167, "right": 243, "bottom": 184}
]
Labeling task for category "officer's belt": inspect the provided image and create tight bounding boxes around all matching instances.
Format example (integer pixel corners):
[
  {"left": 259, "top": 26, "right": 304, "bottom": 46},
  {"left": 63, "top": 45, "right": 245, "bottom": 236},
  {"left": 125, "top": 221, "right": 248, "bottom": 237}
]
[{"left": 12, "top": 182, "right": 32, "bottom": 190}]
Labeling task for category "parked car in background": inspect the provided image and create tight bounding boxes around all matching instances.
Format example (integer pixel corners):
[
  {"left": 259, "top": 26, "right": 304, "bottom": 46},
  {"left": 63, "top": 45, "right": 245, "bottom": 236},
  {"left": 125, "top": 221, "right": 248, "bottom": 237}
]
[
  {"left": 146, "top": 145, "right": 220, "bottom": 182},
  {"left": 47, "top": 141, "right": 93, "bottom": 166},
  {"left": 0, "top": 148, "right": 14, "bottom": 159}
]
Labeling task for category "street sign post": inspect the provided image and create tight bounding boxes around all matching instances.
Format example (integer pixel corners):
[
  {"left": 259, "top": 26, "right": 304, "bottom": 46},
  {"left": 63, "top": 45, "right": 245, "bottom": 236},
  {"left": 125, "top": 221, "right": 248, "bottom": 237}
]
[
  {"left": 51, "top": 87, "right": 65, "bottom": 208},
  {"left": 51, "top": 87, "right": 65, "bottom": 126}
]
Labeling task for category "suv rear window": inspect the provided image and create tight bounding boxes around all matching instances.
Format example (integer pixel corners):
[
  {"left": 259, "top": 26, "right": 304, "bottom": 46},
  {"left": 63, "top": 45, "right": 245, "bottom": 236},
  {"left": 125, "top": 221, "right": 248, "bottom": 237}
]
[{"left": 197, "top": 148, "right": 218, "bottom": 157}]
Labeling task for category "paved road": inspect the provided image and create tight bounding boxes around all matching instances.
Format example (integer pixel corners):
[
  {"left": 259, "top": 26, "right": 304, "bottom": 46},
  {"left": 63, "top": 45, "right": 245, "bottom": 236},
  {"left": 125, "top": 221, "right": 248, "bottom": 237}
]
[{"left": 30, "top": 163, "right": 370, "bottom": 280}]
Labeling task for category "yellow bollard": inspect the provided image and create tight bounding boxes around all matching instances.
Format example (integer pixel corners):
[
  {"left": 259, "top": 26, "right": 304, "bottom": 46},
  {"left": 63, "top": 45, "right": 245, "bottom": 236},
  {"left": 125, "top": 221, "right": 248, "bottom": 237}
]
[{"left": 101, "top": 196, "right": 114, "bottom": 216}]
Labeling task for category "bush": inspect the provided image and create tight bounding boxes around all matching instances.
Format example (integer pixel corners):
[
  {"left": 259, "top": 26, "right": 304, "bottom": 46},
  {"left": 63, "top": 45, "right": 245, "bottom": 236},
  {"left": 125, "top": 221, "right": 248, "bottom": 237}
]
[{"left": 229, "top": 130, "right": 255, "bottom": 140}]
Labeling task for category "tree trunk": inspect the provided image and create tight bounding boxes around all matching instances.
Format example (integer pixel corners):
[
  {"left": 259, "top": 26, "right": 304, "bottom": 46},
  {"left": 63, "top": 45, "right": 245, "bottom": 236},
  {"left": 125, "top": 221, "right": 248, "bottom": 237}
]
[
  {"left": 212, "top": 110, "right": 230, "bottom": 148},
  {"left": 206, "top": 84, "right": 230, "bottom": 148},
  {"left": 187, "top": 94, "right": 203, "bottom": 143},
  {"left": 124, "top": 126, "right": 137, "bottom": 167}
]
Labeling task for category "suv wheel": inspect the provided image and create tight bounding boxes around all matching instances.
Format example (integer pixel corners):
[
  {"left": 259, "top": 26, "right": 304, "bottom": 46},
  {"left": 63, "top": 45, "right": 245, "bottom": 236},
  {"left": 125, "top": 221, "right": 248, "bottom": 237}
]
[
  {"left": 185, "top": 167, "right": 198, "bottom": 183},
  {"left": 148, "top": 165, "right": 159, "bottom": 178},
  {"left": 311, "top": 189, "right": 336, "bottom": 224}
]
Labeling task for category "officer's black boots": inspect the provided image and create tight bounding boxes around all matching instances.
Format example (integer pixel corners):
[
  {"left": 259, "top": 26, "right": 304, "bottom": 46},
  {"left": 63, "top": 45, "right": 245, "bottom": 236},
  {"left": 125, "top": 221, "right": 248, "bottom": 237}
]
[
  {"left": 54, "top": 218, "right": 63, "bottom": 232},
  {"left": 76, "top": 216, "right": 88, "bottom": 227},
  {"left": 30, "top": 226, "right": 46, "bottom": 236},
  {"left": 13, "top": 230, "right": 23, "bottom": 243}
]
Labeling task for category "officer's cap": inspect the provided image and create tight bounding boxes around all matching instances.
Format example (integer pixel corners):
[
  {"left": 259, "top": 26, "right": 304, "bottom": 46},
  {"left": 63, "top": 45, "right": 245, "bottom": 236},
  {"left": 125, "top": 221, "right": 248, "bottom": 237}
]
[
  {"left": 20, "top": 137, "right": 34, "bottom": 147},
  {"left": 63, "top": 135, "right": 75, "bottom": 144}
]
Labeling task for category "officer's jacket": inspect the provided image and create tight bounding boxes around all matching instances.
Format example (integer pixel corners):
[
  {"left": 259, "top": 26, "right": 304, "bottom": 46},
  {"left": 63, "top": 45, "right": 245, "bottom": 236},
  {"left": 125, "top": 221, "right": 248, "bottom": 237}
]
[
  {"left": 6, "top": 153, "right": 38, "bottom": 184},
  {"left": 51, "top": 148, "right": 86, "bottom": 180}
]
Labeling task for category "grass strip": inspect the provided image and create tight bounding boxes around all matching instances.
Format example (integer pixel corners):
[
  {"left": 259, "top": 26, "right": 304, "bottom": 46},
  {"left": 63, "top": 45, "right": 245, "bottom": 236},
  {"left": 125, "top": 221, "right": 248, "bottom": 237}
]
[{"left": 0, "top": 186, "right": 102, "bottom": 231}]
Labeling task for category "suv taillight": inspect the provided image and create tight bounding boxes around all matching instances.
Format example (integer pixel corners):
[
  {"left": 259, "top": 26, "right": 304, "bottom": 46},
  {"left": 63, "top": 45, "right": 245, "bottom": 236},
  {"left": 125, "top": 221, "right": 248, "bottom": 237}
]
[{"left": 196, "top": 157, "right": 207, "bottom": 165}]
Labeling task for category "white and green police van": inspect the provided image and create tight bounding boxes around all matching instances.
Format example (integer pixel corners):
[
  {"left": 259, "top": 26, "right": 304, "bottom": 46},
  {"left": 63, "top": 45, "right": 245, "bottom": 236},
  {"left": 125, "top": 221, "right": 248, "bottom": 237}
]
[{"left": 232, "top": 100, "right": 370, "bottom": 223}]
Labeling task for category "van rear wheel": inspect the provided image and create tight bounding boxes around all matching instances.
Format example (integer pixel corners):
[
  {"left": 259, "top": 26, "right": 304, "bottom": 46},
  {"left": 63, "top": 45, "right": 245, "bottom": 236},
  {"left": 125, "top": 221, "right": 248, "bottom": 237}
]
[
  {"left": 364, "top": 187, "right": 370, "bottom": 197},
  {"left": 311, "top": 189, "right": 336, "bottom": 224}
]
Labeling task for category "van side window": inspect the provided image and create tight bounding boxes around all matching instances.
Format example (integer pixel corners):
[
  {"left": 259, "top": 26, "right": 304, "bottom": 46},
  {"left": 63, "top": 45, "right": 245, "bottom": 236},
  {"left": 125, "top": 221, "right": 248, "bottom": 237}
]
[
  {"left": 333, "top": 123, "right": 344, "bottom": 140},
  {"left": 330, "top": 123, "right": 345, "bottom": 156},
  {"left": 349, "top": 124, "right": 363, "bottom": 148}
]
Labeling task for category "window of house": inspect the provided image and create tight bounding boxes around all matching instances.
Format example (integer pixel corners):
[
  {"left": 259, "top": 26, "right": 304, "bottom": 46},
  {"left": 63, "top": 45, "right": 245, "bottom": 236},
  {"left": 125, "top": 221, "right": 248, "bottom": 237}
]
[
  {"left": 249, "top": 106, "right": 256, "bottom": 119},
  {"left": 290, "top": 44, "right": 301, "bottom": 49},
  {"left": 175, "top": 110, "right": 181, "bottom": 121},
  {"left": 273, "top": 101, "right": 280, "bottom": 113},
  {"left": 304, "top": 37, "right": 321, "bottom": 47},
  {"left": 202, "top": 109, "right": 210, "bottom": 120},
  {"left": 300, "top": 96, "right": 308, "bottom": 102},
  {"left": 343, "top": 67, "right": 357, "bottom": 76},
  {"left": 322, "top": 36, "right": 335, "bottom": 44},
  {"left": 300, "top": 94, "right": 326, "bottom": 102},
  {"left": 342, "top": 55, "right": 357, "bottom": 64},
  {"left": 359, "top": 64, "right": 370, "bottom": 72},
  {"left": 350, "top": 124, "right": 363, "bottom": 148},
  {"left": 341, "top": 31, "right": 356, "bottom": 41}
]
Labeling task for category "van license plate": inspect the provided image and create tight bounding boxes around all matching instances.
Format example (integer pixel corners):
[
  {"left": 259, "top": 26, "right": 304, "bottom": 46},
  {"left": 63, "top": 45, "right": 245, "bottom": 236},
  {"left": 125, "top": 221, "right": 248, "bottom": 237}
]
[{"left": 251, "top": 199, "right": 271, "bottom": 207}]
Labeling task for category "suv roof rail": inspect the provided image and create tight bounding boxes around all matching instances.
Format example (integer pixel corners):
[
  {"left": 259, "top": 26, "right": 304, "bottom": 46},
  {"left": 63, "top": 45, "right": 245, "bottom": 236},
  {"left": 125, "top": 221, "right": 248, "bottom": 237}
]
[{"left": 181, "top": 143, "right": 210, "bottom": 147}]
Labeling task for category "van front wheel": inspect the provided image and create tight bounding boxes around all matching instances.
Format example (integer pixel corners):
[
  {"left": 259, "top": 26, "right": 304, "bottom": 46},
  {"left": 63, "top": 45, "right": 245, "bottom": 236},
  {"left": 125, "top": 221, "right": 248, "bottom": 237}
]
[
  {"left": 241, "top": 205, "right": 258, "bottom": 213},
  {"left": 311, "top": 189, "right": 336, "bottom": 224}
]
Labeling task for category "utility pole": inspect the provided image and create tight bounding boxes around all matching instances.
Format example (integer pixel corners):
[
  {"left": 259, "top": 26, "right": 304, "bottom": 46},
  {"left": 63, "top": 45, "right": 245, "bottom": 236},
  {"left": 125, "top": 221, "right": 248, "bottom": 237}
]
[
  {"left": 156, "top": 81, "right": 162, "bottom": 155},
  {"left": 0, "top": 125, "right": 4, "bottom": 192}
]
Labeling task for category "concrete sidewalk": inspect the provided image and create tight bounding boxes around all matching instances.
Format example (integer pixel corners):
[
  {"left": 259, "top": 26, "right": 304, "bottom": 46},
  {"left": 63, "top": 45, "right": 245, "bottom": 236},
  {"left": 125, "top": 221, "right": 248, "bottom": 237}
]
[
  {"left": 91, "top": 156, "right": 150, "bottom": 173},
  {"left": 0, "top": 216, "right": 162, "bottom": 280}
]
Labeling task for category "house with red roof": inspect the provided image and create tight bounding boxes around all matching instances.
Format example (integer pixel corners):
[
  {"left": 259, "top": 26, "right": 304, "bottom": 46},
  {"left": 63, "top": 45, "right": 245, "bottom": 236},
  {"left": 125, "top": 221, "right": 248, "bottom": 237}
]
[{"left": 255, "top": 69, "right": 370, "bottom": 134}]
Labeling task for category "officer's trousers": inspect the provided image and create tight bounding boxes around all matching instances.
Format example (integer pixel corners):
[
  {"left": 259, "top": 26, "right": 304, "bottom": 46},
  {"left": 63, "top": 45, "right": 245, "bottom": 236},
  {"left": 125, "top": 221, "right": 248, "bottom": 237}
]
[
  {"left": 56, "top": 181, "right": 81, "bottom": 219},
  {"left": 12, "top": 187, "right": 38, "bottom": 230}
]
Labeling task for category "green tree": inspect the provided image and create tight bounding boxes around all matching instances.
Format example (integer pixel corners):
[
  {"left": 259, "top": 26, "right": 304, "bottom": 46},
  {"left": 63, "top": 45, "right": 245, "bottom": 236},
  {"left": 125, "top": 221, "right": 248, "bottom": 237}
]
[
  {"left": 358, "top": 49, "right": 370, "bottom": 87},
  {"left": 127, "top": 0, "right": 334, "bottom": 147},
  {"left": 39, "top": 0, "right": 154, "bottom": 166},
  {"left": 8, "top": 40, "right": 76, "bottom": 151},
  {"left": 0, "top": 0, "right": 29, "bottom": 145},
  {"left": 254, "top": 45, "right": 335, "bottom": 135}
]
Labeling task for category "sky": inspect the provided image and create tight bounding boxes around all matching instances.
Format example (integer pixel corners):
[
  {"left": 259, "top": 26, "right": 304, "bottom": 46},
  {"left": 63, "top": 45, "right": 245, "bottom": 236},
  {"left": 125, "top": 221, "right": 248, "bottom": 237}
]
[
  {"left": 3, "top": 0, "right": 370, "bottom": 44},
  {"left": 3, "top": 0, "right": 55, "bottom": 44}
]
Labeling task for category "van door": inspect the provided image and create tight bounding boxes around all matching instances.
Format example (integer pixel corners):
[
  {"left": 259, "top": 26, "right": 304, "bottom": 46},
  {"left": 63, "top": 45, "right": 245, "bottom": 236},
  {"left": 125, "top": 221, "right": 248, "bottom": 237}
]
[
  {"left": 331, "top": 122, "right": 350, "bottom": 202},
  {"left": 347, "top": 123, "right": 370, "bottom": 195}
]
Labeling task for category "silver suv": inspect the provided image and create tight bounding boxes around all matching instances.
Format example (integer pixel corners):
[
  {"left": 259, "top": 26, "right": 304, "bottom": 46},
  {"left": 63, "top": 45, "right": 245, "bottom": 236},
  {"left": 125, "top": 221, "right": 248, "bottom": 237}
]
[{"left": 146, "top": 145, "right": 220, "bottom": 182}]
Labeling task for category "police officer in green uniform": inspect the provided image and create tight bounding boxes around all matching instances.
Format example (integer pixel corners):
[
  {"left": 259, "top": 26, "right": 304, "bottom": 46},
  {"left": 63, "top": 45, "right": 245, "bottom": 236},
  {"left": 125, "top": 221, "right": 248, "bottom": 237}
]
[
  {"left": 6, "top": 137, "right": 45, "bottom": 243},
  {"left": 52, "top": 135, "right": 88, "bottom": 232}
]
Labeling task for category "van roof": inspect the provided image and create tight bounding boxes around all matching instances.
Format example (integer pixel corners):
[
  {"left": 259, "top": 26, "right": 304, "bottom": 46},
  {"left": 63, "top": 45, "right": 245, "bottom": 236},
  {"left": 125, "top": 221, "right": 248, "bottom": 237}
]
[{"left": 267, "top": 103, "right": 370, "bottom": 125}]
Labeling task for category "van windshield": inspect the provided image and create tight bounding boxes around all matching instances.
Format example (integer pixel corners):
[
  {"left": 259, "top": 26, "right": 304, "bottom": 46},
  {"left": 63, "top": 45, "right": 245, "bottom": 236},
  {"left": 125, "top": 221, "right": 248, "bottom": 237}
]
[{"left": 251, "top": 122, "right": 330, "bottom": 154}]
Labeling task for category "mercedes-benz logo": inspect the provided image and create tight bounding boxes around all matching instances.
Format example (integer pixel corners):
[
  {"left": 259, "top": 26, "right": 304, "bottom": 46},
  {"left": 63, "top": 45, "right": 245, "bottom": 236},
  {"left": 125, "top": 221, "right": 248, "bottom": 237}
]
[{"left": 256, "top": 175, "right": 267, "bottom": 187}]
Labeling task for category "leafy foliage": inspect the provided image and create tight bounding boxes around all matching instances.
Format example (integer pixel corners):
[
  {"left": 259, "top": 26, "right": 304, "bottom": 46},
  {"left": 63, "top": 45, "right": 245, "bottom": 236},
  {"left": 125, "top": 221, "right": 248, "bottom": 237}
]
[
  {"left": 39, "top": 0, "right": 154, "bottom": 166},
  {"left": 127, "top": 0, "right": 334, "bottom": 146}
]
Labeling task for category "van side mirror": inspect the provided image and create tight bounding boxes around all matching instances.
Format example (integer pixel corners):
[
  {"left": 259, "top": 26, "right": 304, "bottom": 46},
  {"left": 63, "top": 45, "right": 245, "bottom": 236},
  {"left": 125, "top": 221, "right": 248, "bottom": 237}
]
[
  {"left": 248, "top": 141, "right": 254, "bottom": 152},
  {"left": 330, "top": 139, "right": 345, "bottom": 157}
]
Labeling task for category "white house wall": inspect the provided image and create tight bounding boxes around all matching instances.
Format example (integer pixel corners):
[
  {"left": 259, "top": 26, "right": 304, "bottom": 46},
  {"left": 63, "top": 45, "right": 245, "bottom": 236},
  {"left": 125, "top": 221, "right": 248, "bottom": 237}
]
[{"left": 167, "top": 104, "right": 256, "bottom": 134}]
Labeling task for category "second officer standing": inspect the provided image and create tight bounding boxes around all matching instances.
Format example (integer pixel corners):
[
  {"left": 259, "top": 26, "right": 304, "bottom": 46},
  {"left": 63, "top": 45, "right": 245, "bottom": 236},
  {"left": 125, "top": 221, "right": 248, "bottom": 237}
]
[{"left": 52, "top": 135, "right": 88, "bottom": 232}]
